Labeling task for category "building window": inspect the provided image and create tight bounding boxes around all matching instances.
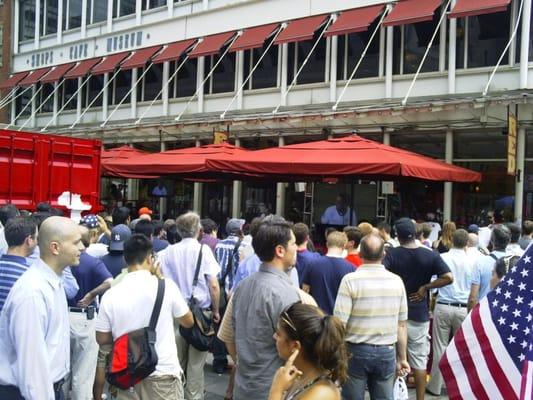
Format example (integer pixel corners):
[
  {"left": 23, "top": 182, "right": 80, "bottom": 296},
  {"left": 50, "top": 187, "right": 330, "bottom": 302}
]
[
  {"left": 337, "top": 20, "right": 381, "bottom": 80},
  {"left": 140, "top": 63, "right": 163, "bottom": 101},
  {"left": 114, "top": 0, "right": 136, "bottom": 18},
  {"left": 41, "top": 0, "right": 58, "bottom": 36},
  {"left": 39, "top": 83, "right": 55, "bottom": 113},
  {"left": 288, "top": 31, "right": 328, "bottom": 85},
  {"left": 205, "top": 52, "right": 236, "bottom": 94},
  {"left": 61, "top": 79, "right": 78, "bottom": 110},
  {"left": 170, "top": 58, "right": 197, "bottom": 98},
  {"left": 112, "top": 70, "right": 132, "bottom": 105},
  {"left": 394, "top": 10, "right": 442, "bottom": 75},
  {"left": 142, "top": 0, "right": 167, "bottom": 10},
  {"left": 456, "top": 9, "right": 511, "bottom": 69},
  {"left": 19, "top": 0, "right": 35, "bottom": 41},
  {"left": 15, "top": 88, "right": 32, "bottom": 117},
  {"left": 87, "top": 75, "right": 104, "bottom": 107},
  {"left": 63, "top": 0, "right": 83, "bottom": 30},
  {"left": 243, "top": 43, "right": 279, "bottom": 90},
  {"left": 86, "top": 0, "right": 108, "bottom": 25}
]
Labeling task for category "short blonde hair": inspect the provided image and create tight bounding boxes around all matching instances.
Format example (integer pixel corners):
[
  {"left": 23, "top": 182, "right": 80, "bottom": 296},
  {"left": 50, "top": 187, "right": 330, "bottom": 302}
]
[
  {"left": 357, "top": 222, "right": 373, "bottom": 237},
  {"left": 327, "top": 231, "right": 348, "bottom": 249}
]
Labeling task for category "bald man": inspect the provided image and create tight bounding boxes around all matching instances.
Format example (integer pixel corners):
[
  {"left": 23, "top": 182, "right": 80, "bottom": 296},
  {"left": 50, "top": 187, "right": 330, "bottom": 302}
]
[{"left": 0, "top": 216, "right": 85, "bottom": 400}]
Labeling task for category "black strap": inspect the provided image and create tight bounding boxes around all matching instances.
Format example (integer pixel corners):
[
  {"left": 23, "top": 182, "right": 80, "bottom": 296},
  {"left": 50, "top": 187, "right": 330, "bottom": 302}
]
[
  {"left": 192, "top": 246, "right": 203, "bottom": 288},
  {"left": 221, "top": 239, "right": 242, "bottom": 283},
  {"left": 489, "top": 253, "right": 500, "bottom": 261},
  {"left": 149, "top": 279, "right": 165, "bottom": 330}
]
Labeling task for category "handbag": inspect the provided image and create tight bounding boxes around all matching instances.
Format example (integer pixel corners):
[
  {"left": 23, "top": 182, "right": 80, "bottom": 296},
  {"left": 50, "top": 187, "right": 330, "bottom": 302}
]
[
  {"left": 218, "top": 239, "right": 242, "bottom": 310},
  {"left": 106, "top": 279, "right": 165, "bottom": 390},
  {"left": 393, "top": 376, "right": 409, "bottom": 400},
  {"left": 179, "top": 246, "right": 215, "bottom": 351}
]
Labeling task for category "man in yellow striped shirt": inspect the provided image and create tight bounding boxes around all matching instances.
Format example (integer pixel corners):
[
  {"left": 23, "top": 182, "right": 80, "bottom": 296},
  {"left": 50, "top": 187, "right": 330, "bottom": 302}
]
[{"left": 334, "top": 234, "right": 409, "bottom": 400}]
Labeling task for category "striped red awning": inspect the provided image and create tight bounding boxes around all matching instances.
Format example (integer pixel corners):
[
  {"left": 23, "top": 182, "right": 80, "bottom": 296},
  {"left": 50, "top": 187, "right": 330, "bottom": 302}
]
[
  {"left": 325, "top": 5, "right": 384, "bottom": 36},
  {"left": 188, "top": 32, "right": 236, "bottom": 58},
  {"left": 152, "top": 39, "right": 197, "bottom": 64},
  {"left": 383, "top": 0, "right": 442, "bottom": 26},
  {"left": 64, "top": 58, "right": 102, "bottom": 79},
  {"left": 121, "top": 46, "right": 163, "bottom": 70},
  {"left": 40, "top": 63, "right": 76, "bottom": 84},
  {"left": 0, "top": 72, "right": 29, "bottom": 90},
  {"left": 229, "top": 24, "right": 279, "bottom": 52},
  {"left": 91, "top": 52, "right": 130, "bottom": 75},
  {"left": 275, "top": 15, "right": 328, "bottom": 44},
  {"left": 18, "top": 67, "right": 52, "bottom": 87},
  {"left": 449, "top": 0, "right": 512, "bottom": 18}
]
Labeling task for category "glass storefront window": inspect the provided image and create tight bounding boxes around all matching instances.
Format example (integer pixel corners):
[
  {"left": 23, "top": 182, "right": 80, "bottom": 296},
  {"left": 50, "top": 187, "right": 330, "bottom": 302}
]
[
  {"left": 241, "top": 182, "right": 276, "bottom": 222},
  {"left": 87, "top": 0, "right": 108, "bottom": 24},
  {"left": 87, "top": 75, "right": 104, "bottom": 107},
  {"left": 288, "top": 31, "right": 327, "bottom": 85},
  {"left": 170, "top": 57, "right": 197, "bottom": 98},
  {"left": 243, "top": 43, "right": 279, "bottom": 90},
  {"left": 63, "top": 0, "right": 82, "bottom": 30},
  {"left": 390, "top": 133, "right": 445, "bottom": 159},
  {"left": 142, "top": 63, "right": 163, "bottom": 101},
  {"left": 454, "top": 131, "right": 507, "bottom": 159},
  {"left": 19, "top": 0, "right": 35, "bottom": 41},
  {"left": 112, "top": 70, "right": 132, "bottom": 105},
  {"left": 205, "top": 52, "right": 236, "bottom": 94}
]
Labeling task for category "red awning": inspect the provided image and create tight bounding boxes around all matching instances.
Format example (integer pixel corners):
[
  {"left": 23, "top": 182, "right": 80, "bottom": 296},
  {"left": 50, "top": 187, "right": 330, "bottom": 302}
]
[
  {"left": 91, "top": 52, "right": 130, "bottom": 75},
  {"left": 152, "top": 39, "right": 197, "bottom": 64},
  {"left": 40, "top": 63, "right": 76, "bottom": 84},
  {"left": 229, "top": 23, "right": 279, "bottom": 52},
  {"left": 325, "top": 5, "right": 384, "bottom": 36},
  {"left": 64, "top": 58, "right": 102, "bottom": 79},
  {"left": 188, "top": 32, "right": 236, "bottom": 58},
  {"left": 449, "top": 0, "right": 511, "bottom": 18},
  {"left": 104, "top": 143, "right": 249, "bottom": 177},
  {"left": 18, "top": 67, "right": 53, "bottom": 87},
  {"left": 275, "top": 15, "right": 328, "bottom": 44},
  {"left": 101, "top": 145, "right": 159, "bottom": 177},
  {"left": 205, "top": 135, "right": 482, "bottom": 183},
  {"left": 0, "top": 72, "right": 29, "bottom": 90},
  {"left": 120, "top": 45, "right": 163, "bottom": 70},
  {"left": 383, "top": 0, "right": 442, "bottom": 26}
]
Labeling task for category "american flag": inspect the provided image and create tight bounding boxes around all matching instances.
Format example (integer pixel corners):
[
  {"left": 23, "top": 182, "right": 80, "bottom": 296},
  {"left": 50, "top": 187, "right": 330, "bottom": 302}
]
[{"left": 439, "top": 250, "right": 533, "bottom": 400}]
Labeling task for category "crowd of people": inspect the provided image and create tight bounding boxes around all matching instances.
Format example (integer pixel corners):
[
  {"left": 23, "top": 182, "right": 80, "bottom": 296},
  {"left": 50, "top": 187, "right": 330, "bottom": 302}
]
[{"left": 0, "top": 201, "right": 529, "bottom": 400}]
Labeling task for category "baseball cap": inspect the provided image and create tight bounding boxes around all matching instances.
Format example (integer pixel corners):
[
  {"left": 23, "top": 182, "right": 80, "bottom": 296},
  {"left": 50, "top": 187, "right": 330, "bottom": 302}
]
[
  {"left": 394, "top": 218, "right": 416, "bottom": 240},
  {"left": 226, "top": 218, "right": 245, "bottom": 235},
  {"left": 80, "top": 214, "right": 98, "bottom": 229},
  {"left": 139, "top": 207, "right": 153, "bottom": 216},
  {"left": 467, "top": 224, "right": 480, "bottom": 234},
  {"left": 109, "top": 224, "right": 132, "bottom": 251}
]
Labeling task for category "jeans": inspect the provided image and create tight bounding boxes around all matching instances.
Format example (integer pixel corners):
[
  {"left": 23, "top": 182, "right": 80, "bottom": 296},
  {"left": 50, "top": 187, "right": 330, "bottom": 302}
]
[
  {"left": 0, "top": 382, "right": 65, "bottom": 400},
  {"left": 342, "top": 343, "right": 396, "bottom": 400}
]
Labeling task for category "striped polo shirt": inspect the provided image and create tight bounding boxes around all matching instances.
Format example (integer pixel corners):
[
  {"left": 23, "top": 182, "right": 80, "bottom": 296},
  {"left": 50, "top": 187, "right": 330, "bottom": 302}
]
[
  {"left": 0, "top": 254, "right": 30, "bottom": 313},
  {"left": 334, "top": 263, "right": 407, "bottom": 345}
]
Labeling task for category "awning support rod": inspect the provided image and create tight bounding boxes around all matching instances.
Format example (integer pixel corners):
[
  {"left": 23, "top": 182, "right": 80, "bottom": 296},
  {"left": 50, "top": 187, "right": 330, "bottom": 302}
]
[
  {"left": 6, "top": 85, "right": 44, "bottom": 129},
  {"left": 175, "top": 32, "right": 242, "bottom": 122},
  {"left": 220, "top": 24, "right": 285, "bottom": 119},
  {"left": 0, "top": 88, "right": 16, "bottom": 108},
  {"left": 101, "top": 63, "right": 157, "bottom": 128},
  {"left": 135, "top": 41, "right": 201, "bottom": 125},
  {"left": 19, "top": 79, "right": 67, "bottom": 131},
  {"left": 273, "top": 16, "right": 334, "bottom": 114},
  {"left": 0, "top": 86, "right": 32, "bottom": 111},
  {"left": 401, "top": 0, "right": 452, "bottom": 106},
  {"left": 483, "top": 0, "right": 525, "bottom": 96},
  {"left": 41, "top": 75, "right": 91, "bottom": 131},
  {"left": 333, "top": 9, "right": 389, "bottom": 111},
  {"left": 70, "top": 68, "right": 122, "bottom": 129}
]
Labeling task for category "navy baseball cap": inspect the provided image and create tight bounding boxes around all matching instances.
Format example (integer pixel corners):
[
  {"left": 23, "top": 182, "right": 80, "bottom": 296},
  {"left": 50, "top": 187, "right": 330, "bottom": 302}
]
[
  {"left": 467, "top": 224, "right": 480, "bottom": 234},
  {"left": 109, "top": 224, "right": 132, "bottom": 251},
  {"left": 394, "top": 218, "right": 416, "bottom": 240}
]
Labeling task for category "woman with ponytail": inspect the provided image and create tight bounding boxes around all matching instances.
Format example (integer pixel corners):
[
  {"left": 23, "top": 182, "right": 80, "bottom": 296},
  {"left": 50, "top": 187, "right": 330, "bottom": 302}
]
[{"left": 269, "top": 302, "right": 348, "bottom": 400}]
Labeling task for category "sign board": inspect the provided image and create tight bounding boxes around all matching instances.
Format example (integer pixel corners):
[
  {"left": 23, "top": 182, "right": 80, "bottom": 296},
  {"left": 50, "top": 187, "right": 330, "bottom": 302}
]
[
  {"left": 382, "top": 181, "right": 394, "bottom": 194},
  {"left": 214, "top": 131, "right": 228, "bottom": 144},
  {"left": 508, "top": 109, "right": 517, "bottom": 176}
]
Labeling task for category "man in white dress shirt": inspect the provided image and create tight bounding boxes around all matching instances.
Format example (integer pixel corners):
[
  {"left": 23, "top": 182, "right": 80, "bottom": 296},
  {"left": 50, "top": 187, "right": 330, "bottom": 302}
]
[
  {"left": 0, "top": 216, "right": 84, "bottom": 400},
  {"left": 320, "top": 193, "right": 357, "bottom": 226}
]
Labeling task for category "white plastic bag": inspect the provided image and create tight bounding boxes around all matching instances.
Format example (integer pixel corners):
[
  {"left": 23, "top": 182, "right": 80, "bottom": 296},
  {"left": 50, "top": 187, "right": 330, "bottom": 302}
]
[{"left": 393, "top": 376, "right": 409, "bottom": 400}]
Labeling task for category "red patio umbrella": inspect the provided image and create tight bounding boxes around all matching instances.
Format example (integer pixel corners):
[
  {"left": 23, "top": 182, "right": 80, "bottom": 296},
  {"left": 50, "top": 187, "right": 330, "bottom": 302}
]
[
  {"left": 101, "top": 145, "right": 157, "bottom": 178},
  {"left": 104, "top": 142, "right": 250, "bottom": 178},
  {"left": 205, "top": 135, "right": 482, "bottom": 183}
]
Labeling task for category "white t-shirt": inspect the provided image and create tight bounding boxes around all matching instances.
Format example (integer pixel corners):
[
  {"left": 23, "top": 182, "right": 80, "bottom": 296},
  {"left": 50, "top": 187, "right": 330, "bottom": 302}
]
[
  {"left": 96, "top": 270, "right": 189, "bottom": 377},
  {"left": 426, "top": 222, "right": 441, "bottom": 243}
]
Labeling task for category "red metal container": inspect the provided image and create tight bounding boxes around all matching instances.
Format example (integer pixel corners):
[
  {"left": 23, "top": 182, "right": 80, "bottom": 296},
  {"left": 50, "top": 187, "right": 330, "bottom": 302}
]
[{"left": 0, "top": 129, "right": 102, "bottom": 212}]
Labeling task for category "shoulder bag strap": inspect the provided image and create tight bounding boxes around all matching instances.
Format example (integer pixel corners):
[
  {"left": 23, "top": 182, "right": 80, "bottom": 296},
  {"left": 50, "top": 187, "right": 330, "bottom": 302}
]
[
  {"left": 149, "top": 278, "right": 165, "bottom": 330},
  {"left": 192, "top": 245, "right": 203, "bottom": 288},
  {"left": 489, "top": 253, "right": 499, "bottom": 261}
]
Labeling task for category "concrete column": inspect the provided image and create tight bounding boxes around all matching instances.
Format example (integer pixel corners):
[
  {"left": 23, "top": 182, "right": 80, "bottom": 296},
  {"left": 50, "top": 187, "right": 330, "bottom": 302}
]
[
  {"left": 136, "top": 0, "right": 142, "bottom": 25},
  {"left": 81, "top": 0, "right": 88, "bottom": 37},
  {"left": 448, "top": 0, "right": 457, "bottom": 94},
  {"left": 10, "top": 93, "right": 16, "bottom": 125},
  {"left": 443, "top": 129, "right": 453, "bottom": 222},
  {"left": 275, "top": 136, "right": 286, "bottom": 216},
  {"left": 385, "top": 26, "right": 393, "bottom": 99},
  {"left": 281, "top": 44, "right": 288, "bottom": 106},
  {"left": 102, "top": 73, "right": 109, "bottom": 121},
  {"left": 77, "top": 77, "right": 83, "bottom": 119},
  {"left": 162, "top": 61, "right": 169, "bottom": 116},
  {"left": 52, "top": 81, "right": 59, "bottom": 125},
  {"left": 383, "top": 132, "right": 390, "bottom": 145},
  {"left": 329, "top": 35, "right": 338, "bottom": 103},
  {"left": 131, "top": 68, "right": 138, "bottom": 118},
  {"left": 167, "top": 0, "right": 173, "bottom": 17},
  {"left": 193, "top": 139, "right": 203, "bottom": 213},
  {"left": 159, "top": 141, "right": 167, "bottom": 220},
  {"left": 197, "top": 57, "right": 205, "bottom": 113},
  {"left": 520, "top": 0, "right": 532, "bottom": 88},
  {"left": 57, "top": 0, "right": 63, "bottom": 44},
  {"left": 126, "top": 178, "right": 139, "bottom": 202},
  {"left": 30, "top": 85, "right": 37, "bottom": 127},
  {"left": 35, "top": 0, "right": 40, "bottom": 48},
  {"left": 203, "top": 0, "right": 209, "bottom": 10},
  {"left": 236, "top": 50, "right": 244, "bottom": 109},
  {"left": 232, "top": 138, "right": 242, "bottom": 218},
  {"left": 107, "top": 0, "right": 113, "bottom": 32},
  {"left": 515, "top": 126, "right": 526, "bottom": 224}
]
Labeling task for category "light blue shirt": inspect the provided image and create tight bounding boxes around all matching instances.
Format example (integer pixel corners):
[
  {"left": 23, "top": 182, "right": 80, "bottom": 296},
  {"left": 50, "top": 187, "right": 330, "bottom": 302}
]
[
  {"left": 320, "top": 205, "right": 357, "bottom": 225},
  {"left": 27, "top": 247, "right": 79, "bottom": 299},
  {"left": 472, "top": 250, "right": 507, "bottom": 300},
  {"left": 438, "top": 248, "right": 474, "bottom": 304},
  {"left": 0, "top": 258, "right": 70, "bottom": 399},
  {"left": 232, "top": 253, "right": 299, "bottom": 290}
]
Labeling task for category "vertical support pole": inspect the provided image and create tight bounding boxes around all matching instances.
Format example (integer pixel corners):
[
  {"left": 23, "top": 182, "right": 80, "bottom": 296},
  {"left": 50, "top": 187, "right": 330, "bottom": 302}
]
[
  {"left": 159, "top": 141, "right": 167, "bottom": 220},
  {"left": 162, "top": 61, "right": 169, "bottom": 116},
  {"left": 385, "top": 26, "right": 393, "bottom": 99},
  {"left": 52, "top": 81, "right": 59, "bottom": 125},
  {"left": 439, "top": 2, "right": 447, "bottom": 72},
  {"left": 136, "top": 0, "right": 142, "bottom": 25},
  {"left": 14, "top": 0, "right": 20, "bottom": 54},
  {"left": 77, "top": 76, "right": 83, "bottom": 119},
  {"left": 232, "top": 138, "right": 242, "bottom": 218},
  {"left": 30, "top": 85, "right": 37, "bottom": 127},
  {"left": 197, "top": 57, "right": 205, "bottom": 113},
  {"left": 57, "top": 0, "right": 63, "bottom": 44},
  {"left": 236, "top": 50, "right": 244, "bottom": 110},
  {"left": 10, "top": 91, "right": 16, "bottom": 125},
  {"left": 448, "top": 0, "right": 457, "bottom": 94},
  {"left": 520, "top": 0, "right": 532, "bottom": 88},
  {"left": 379, "top": 26, "right": 385, "bottom": 77},
  {"left": 81, "top": 0, "right": 88, "bottom": 37},
  {"left": 203, "top": 0, "right": 208, "bottom": 10},
  {"left": 275, "top": 136, "right": 286, "bottom": 216},
  {"left": 167, "top": 0, "right": 173, "bottom": 17},
  {"left": 443, "top": 129, "right": 453, "bottom": 222},
  {"left": 103, "top": 73, "right": 109, "bottom": 121},
  {"left": 193, "top": 139, "right": 203, "bottom": 213},
  {"left": 515, "top": 126, "right": 526, "bottom": 223},
  {"left": 281, "top": 43, "right": 288, "bottom": 106},
  {"left": 383, "top": 131, "right": 390, "bottom": 145},
  {"left": 131, "top": 68, "right": 138, "bottom": 118},
  {"left": 329, "top": 35, "right": 338, "bottom": 103},
  {"left": 35, "top": 0, "right": 40, "bottom": 48},
  {"left": 107, "top": 0, "right": 113, "bottom": 32}
]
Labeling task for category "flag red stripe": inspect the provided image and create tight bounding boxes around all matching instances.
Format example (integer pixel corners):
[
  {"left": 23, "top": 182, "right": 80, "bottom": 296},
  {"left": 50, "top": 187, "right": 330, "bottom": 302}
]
[
  {"left": 439, "top": 352, "right": 462, "bottom": 399},
  {"left": 520, "top": 361, "right": 532, "bottom": 400},
  {"left": 453, "top": 326, "right": 490, "bottom": 400},
  {"left": 471, "top": 308, "right": 517, "bottom": 398}
]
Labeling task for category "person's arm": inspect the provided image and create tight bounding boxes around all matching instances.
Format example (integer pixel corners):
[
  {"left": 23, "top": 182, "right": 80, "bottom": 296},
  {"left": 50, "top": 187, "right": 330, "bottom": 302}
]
[
  {"left": 207, "top": 275, "right": 221, "bottom": 323},
  {"left": 77, "top": 279, "right": 112, "bottom": 308},
  {"left": 96, "top": 215, "right": 112, "bottom": 239},
  {"left": 62, "top": 266, "right": 80, "bottom": 299},
  {"left": 96, "top": 330, "right": 113, "bottom": 346},
  {"left": 269, "top": 350, "right": 302, "bottom": 400},
  {"left": 468, "top": 284, "right": 480, "bottom": 312},
  {"left": 333, "top": 276, "right": 352, "bottom": 327},
  {"left": 177, "top": 310, "right": 194, "bottom": 328},
  {"left": 10, "top": 296, "right": 56, "bottom": 400},
  {"left": 396, "top": 320, "right": 410, "bottom": 376},
  {"left": 410, "top": 273, "right": 453, "bottom": 302},
  {"left": 218, "top": 295, "right": 237, "bottom": 360},
  {"left": 302, "top": 283, "right": 311, "bottom": 293},
  {"left": 320, "top": 207, "right": 330, "bottom": 224}
]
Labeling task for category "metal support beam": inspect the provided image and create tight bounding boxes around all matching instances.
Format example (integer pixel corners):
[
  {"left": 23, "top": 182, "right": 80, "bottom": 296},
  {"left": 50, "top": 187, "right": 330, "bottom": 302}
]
[
  {"left": 448, "top": 0, "right": 457, "bottom": 94},
  {"left": 193, "top": 139, "right": 203, "bottom": 213},
  {"left": 275, "top": 136, "right": 286, "bottom": 216},
  {"left": 159, "top": 141, "right": 167, "bottom": 220},
  {"left": 385, "top": 26, "right": 393, "bottom": 99},
  {"left": 232, "top": 138, "right": 242, "bottom": 218},
  {"left": 443, "top": 129, "right": 453, "bottom": 222}
]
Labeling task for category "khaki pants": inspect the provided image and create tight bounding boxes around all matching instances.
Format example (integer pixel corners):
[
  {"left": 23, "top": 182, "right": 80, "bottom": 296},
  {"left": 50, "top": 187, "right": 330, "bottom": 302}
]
[
  {"left": 113, "top": 375, "right": 184, "bottom": 400},
  {"left": 175, "top": 326, "right": 208, "bottom": 400},
  {"left": 426, "top": 303, "right": 467, "bottom": 394},
  {"left": 68, "top": 312, "right": 99, "bottom": 400}
]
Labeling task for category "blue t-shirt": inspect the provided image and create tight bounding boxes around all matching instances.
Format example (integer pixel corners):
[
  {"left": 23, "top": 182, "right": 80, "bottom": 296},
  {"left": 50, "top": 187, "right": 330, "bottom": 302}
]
[
  {"left": 101, "top": 252, "right": 127, "bottom": 278},
  {"left": 69, "top": 252, "right": 112, "bottom": 307},
  {"left": 152, "top": 238, "right": 169, "bottom": 253},
  {"left": 295, "top": 249, "right": 321, "bottom": 286},
  {"left": 0, "top": 254, "right": 29, "bottom": 313},
  {"left": 302, "top": 256, "right": 354, "bottom": 314}
]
